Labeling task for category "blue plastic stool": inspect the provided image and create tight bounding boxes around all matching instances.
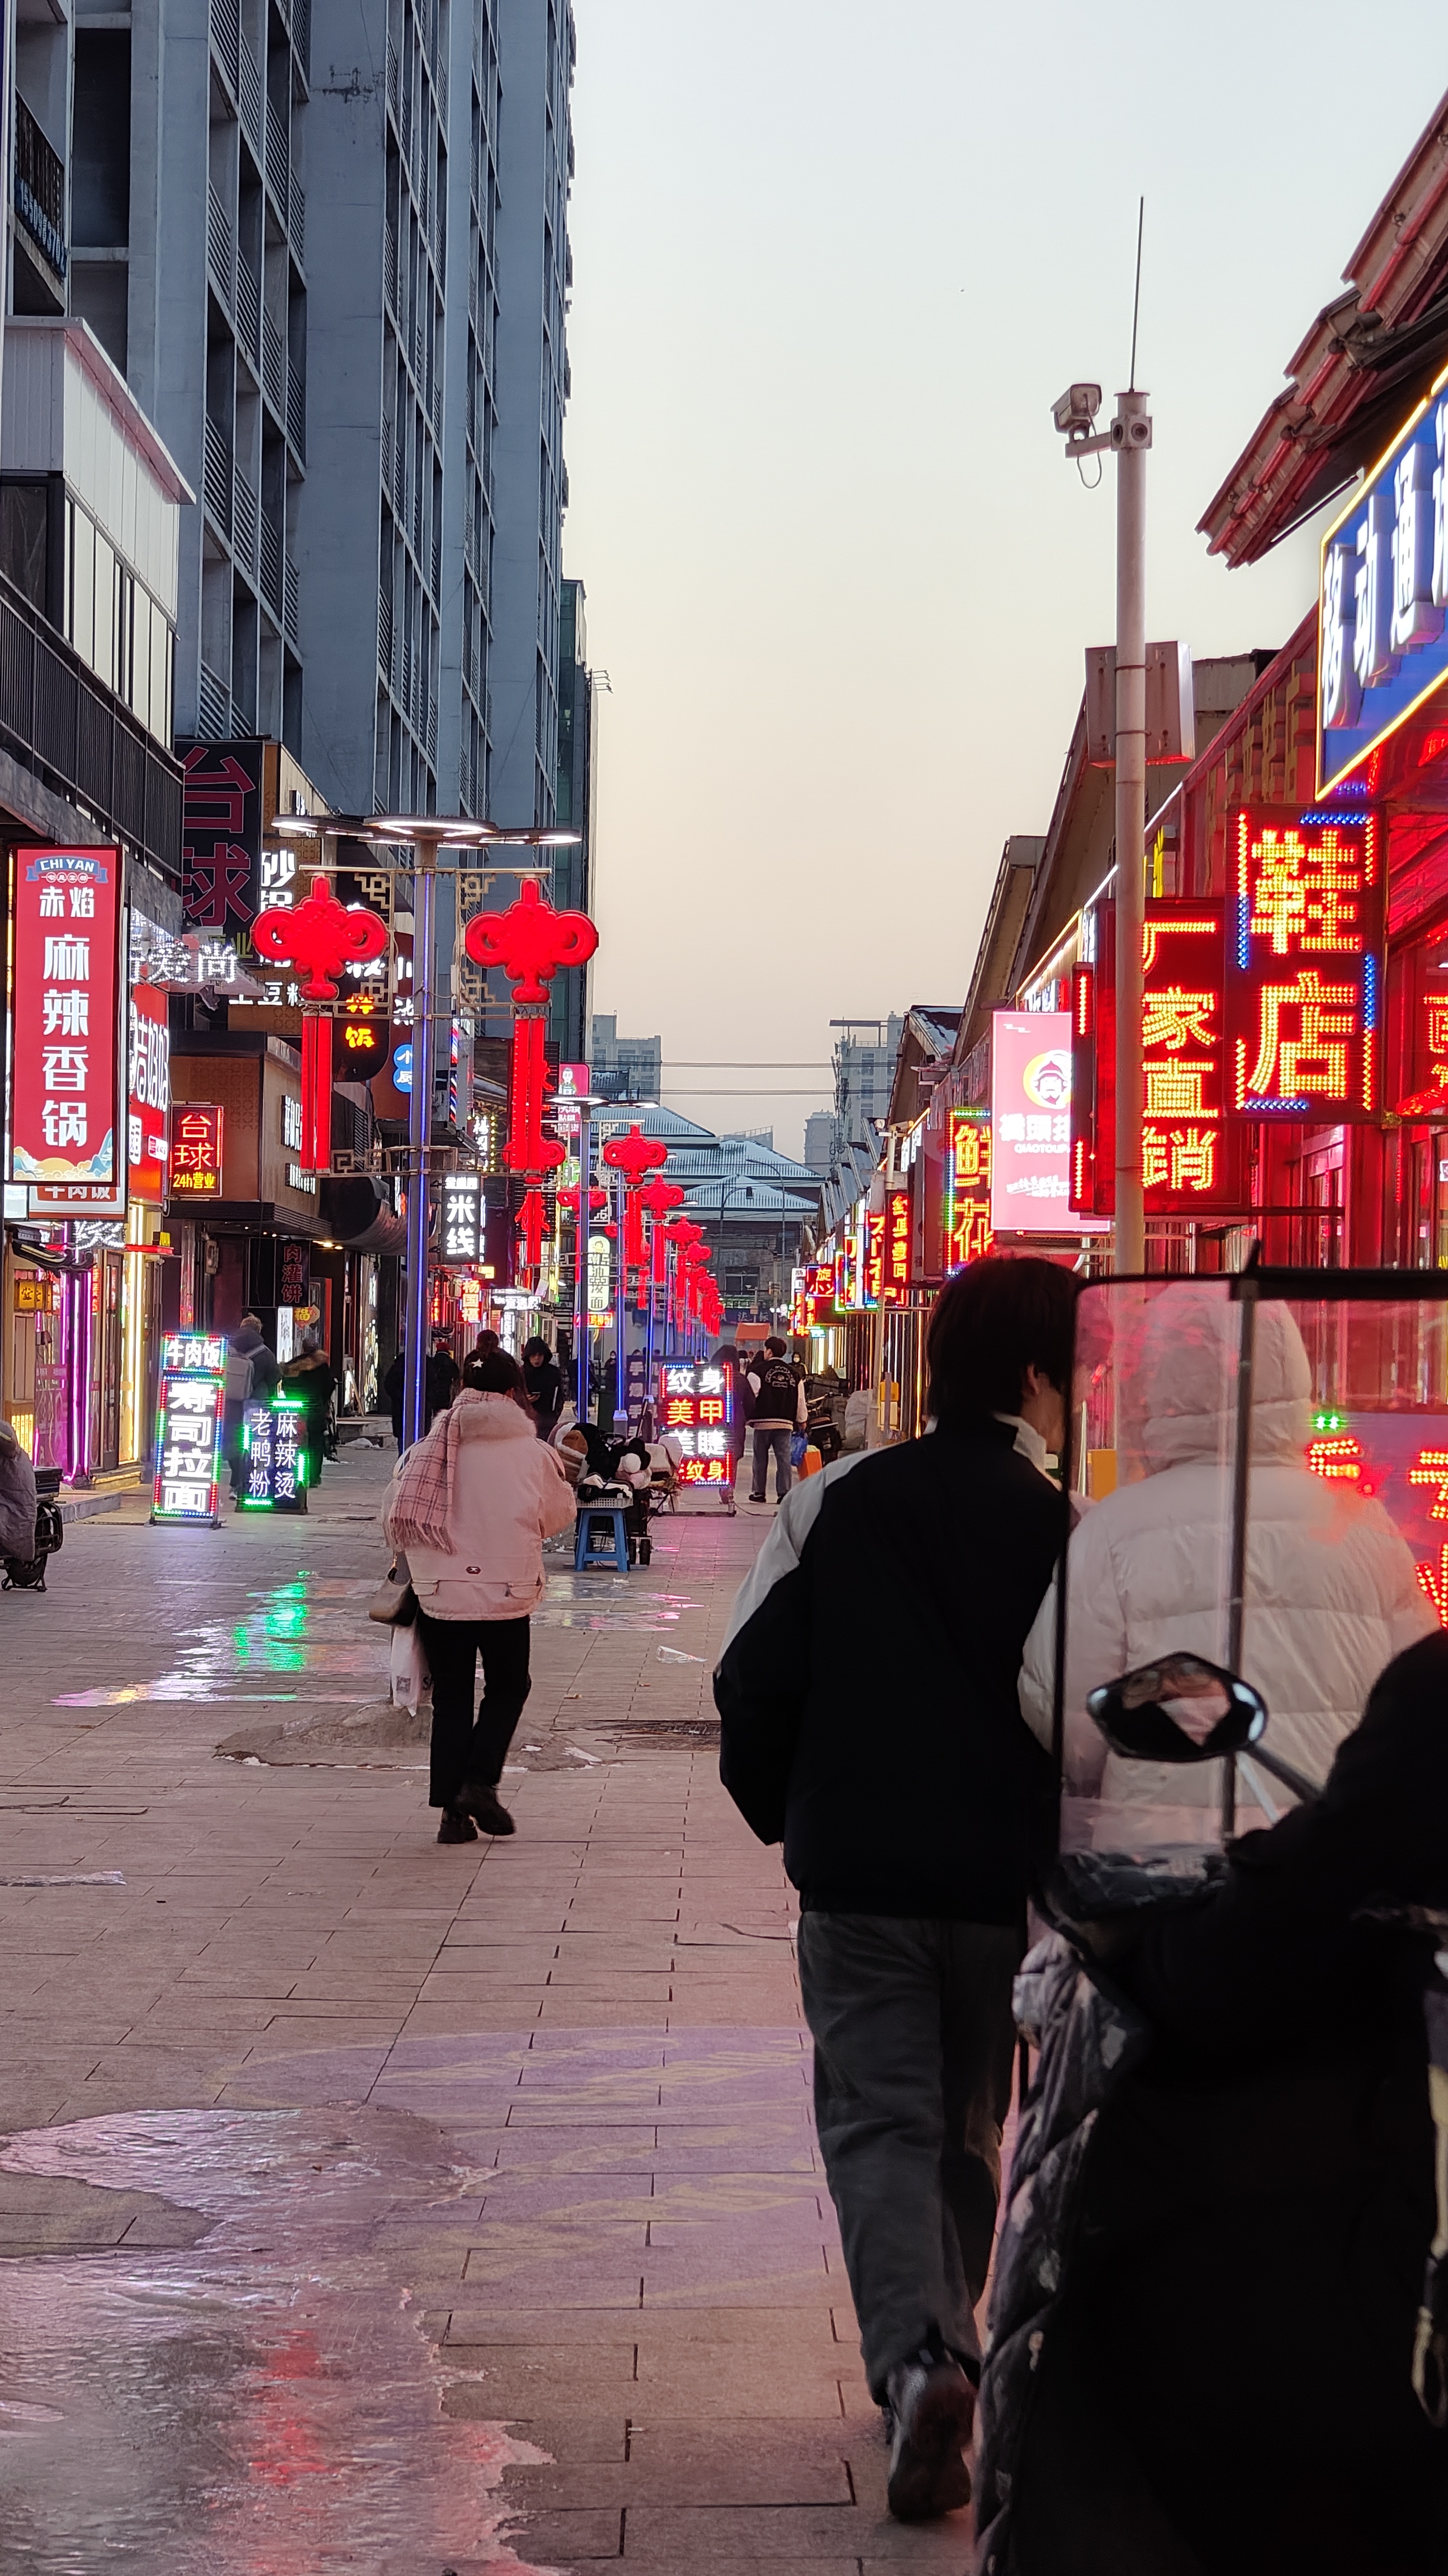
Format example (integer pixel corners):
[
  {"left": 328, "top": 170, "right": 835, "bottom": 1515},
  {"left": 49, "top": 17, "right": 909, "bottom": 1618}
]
[{"left": 574, "top": 1500, "right": 630, "bottom": 1571}]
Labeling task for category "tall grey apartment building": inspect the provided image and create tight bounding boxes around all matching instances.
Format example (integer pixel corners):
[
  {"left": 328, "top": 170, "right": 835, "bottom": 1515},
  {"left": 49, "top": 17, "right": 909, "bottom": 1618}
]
[{"left": 29, "top": 0, "right": 578, "bottom": 824}]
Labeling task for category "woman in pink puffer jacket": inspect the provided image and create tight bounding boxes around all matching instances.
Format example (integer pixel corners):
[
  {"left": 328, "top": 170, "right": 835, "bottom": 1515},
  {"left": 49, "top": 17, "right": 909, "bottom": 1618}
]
[{"left": 384, "top": 1351, "right": 574, "bottom": 1844}]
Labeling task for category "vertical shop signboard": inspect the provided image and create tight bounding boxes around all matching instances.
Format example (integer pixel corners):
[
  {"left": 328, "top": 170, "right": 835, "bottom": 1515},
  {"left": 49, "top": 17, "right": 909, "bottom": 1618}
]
[
  {"left": 990, "top": 1013, "right": 1097, "bottom": 1234},
  {"left": 441, "top": 1169, "right": 482, "bottom": 1263},
  {"left": 178, "top": 741, "right": 265, "bottom": 948},
  {"left": 1073, "top": 899, "right": 1246, "bottom": 1215},
  {"left": 1225, "top": 807, "right": 1384, "bottom": 1120},
  {"left": 883, "top": 1187, "right": 911, "bottom": 1304},
  {"left": 169, "top": 1103, "right": 225, "bottom": 1198},
  {"left": 863, "top": 1207, "right": 886, "bottom": 1306},
  {"left": 239, "top": 1391, "right": 308, "bottom": 1510},
  {"left": 127, "top": 980, "right": 171, "bottom": 1206},
  {"left": 945, "top": 1109, "right": 993, "bottom": 1268},
  {"left": 657, "top": 1360, "right": 734, "bottom": 1489},
  {"left": 151, "top": 1333, "right": 227, "bottom": 1524},
  {"left": 10, "top": 846, "right": 124, "bottom": 1211},
  {"left": 1392, "top": 928, "right": 1448, "bottom": 1119}
]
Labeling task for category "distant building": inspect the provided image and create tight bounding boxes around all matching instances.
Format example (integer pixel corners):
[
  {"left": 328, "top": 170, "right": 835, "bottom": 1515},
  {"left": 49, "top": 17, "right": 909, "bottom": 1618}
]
[
  {"left": 590, "top": 1014, "right": 661, "bottom": 1102},
  {"left": 831, "top": 1014, "right": 903, "bottom": 1150},
  {"left": 803, "top": 1110, "right": 835, "bottom": 1175}
]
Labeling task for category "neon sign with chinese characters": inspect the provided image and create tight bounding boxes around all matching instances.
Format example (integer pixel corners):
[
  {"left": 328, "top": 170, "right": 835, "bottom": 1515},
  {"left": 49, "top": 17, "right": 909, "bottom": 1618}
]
[
  {"left": 657, "top": 1361, "right": 735, "bottom": 1488},
  {"left": 883, "top": 1188, "right": 911, "bottom": 1304},
  {"left": 170, "top": 1103, "right": 225, "bottom": 1196},
  {"left": 945, "top": 1109, "right": 992, "bottom": 1270},
  {"left": 1073, "top": 901, "right": 1246, "bottom": 1214},
  {"left": 1392, "top": 928, "right": 1448, "bottom": 1120},
  {"left": 1318, "top": 361, "right": 1448, "bottom": 795},
  {"left": 239, "top": 1392, "right": 308, "bottom": 1510},
  {"left": 9, "top": 846, "right": 122, "bottom": 1192},
  {"left": 1225, "top": 809, "right": 1384, "bottom": 1120},
  {"left": 863, "top": 1208, "right": 886, "bottom": 1306},
  {"left": 151, "top": 1337, "right": 226, "bottom": 1524}
]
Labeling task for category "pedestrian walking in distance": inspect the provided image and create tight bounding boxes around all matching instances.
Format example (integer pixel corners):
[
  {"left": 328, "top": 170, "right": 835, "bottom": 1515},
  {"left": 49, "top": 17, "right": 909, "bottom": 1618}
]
[
  {"left": 384, "top": 1348, "right": 574, "bottom": 1844},
  {"left": 745, "top": 1334, "right": 806, "bottom": 1503},
  {"left": 520, "top": 1335, "right": 566, "bottom": 1439},
  {"left": 714, "top": 1258, "right": 1073, "bottom": 2522}
]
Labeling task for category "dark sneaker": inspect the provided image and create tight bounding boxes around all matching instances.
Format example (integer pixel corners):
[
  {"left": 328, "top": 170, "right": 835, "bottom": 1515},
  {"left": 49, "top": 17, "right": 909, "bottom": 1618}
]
[
  {"left": 437, "top": 1809, "right": 479, "bottom": 1845},
  {"left": 884, "top": 2345, "right": 974, "bottom": 2522},
  {"left": 458, "top": 1783, "right": 516, "bottom": 1838}
]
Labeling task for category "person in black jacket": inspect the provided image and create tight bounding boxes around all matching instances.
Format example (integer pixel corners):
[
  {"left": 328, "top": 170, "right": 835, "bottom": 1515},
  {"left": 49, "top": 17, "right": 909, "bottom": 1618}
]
[{"left": 714, "top": 1257, "right": 1072, "bottom": 2524}]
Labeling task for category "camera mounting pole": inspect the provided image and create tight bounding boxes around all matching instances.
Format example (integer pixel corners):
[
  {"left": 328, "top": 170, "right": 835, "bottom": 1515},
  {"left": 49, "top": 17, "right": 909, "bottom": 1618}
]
[{"left": 1050, "top": 377, "right": 1153, "bottom": 1273}]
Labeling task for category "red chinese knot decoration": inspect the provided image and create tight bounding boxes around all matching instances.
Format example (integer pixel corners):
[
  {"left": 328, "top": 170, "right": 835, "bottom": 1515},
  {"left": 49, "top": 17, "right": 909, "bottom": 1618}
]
[
  {"left": 463, "top": 879, "right": 599, "bottom": 1006},
  {"left": 251, "top": 873, "right": 390, "bottom": 1001}
]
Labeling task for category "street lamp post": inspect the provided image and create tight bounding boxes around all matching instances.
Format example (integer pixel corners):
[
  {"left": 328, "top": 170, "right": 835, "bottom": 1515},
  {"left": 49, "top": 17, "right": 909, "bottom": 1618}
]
[{"left": 401, "top": 830, "right": 439, "bottom": 1452}]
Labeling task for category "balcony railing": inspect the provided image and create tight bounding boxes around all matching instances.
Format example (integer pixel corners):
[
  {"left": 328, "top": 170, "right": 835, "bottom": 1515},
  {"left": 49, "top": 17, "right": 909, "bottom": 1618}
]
[
  {"left": 238, "top": 32, "right": 262, "bottom": 148},
  {"left": 283, "top": 558, "right": 299, "bottom": 645},
  {"left": 206, "top": 183, "right": 233, "bottom": 305},
  {"left": 233, "top": 470, "right": 258, "bottom": 573},
  {"left": 14, "top": 97, "right": 67, "bottom": 281},
  {"left": 236, "top": 250, "right": 261, "bottom": 363},
  {"left": 259, "top": 509, "right": 282, "bottom": 617},
  {"left": 261, "top": 311, "right": 285, "bottom": 415},
  {"left": 202, "top": 416, "right": 233, "bottom": 538},
  {"left": 197, "top": 661, "right": 230, "bottom": 740},
  {"left": 286, "top": 370, "right": 305, "bottom": 460},
  {"left": 0, "top": 565, "right": 182, "bottom": 879}
]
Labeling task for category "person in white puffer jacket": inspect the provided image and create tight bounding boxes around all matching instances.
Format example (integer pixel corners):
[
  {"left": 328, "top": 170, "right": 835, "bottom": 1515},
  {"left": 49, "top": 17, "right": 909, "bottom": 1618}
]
[{"left": 1019, "top": 1285, "right": 1436, "bottom": 1817}]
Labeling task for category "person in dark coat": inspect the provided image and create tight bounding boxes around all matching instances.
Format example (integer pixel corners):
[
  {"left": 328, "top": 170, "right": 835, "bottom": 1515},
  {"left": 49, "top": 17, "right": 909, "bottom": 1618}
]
[
  {"left": 425, "top": 1336, "right": 461, "bottom": 1426},
  {"left": 988, "top": 1631, "right": 1448, "bottom": 2576},
  {"left": 520, "top": 1336, "right": 564, "bottom": 1439},
  {"left": 714, "top": 1258, "right": 1073, "bottom": 2523},
  {"left": 383, "top": 1349, "right": 405, "bottom": 1448},
  {"left": 281, "top": 1332, "right": 337, "bottom": 1491}
]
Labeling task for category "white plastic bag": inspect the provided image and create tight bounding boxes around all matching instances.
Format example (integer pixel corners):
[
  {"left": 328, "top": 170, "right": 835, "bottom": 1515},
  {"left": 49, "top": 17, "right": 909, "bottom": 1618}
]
[{"left": 389, "top": 1620, "right": 430, "bottom": 1713}]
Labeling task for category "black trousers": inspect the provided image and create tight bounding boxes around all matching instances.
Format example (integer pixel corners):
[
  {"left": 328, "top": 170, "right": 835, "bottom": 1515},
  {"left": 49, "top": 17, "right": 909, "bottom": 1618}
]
[
  {"left": 797, "top": 1911, "right": 1020, "bottom": 2398},
  {"left": 415, "top": 1610, "right": 532, "bottom": 1808}
]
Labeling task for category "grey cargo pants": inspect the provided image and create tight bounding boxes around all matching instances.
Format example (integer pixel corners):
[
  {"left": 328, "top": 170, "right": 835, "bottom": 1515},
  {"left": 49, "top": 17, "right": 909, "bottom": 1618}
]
[{"left": 797, "top": 1911, "right": 1020, "bottom": 2400}]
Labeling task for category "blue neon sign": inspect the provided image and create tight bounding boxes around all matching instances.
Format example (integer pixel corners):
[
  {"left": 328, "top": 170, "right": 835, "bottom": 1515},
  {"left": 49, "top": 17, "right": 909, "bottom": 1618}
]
[{"left": 1319, "top": 365, "right": 1448, "bottom": 794}]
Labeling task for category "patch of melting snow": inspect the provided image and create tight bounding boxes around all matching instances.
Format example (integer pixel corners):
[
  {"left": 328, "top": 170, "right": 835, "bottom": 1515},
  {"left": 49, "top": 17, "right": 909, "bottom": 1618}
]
[{"left": 0, "top": 2105, "right": 558, "bottom": 2572}]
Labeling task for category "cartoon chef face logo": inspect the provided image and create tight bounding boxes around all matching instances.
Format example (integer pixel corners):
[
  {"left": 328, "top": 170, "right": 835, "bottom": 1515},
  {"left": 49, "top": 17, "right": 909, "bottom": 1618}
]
[{"left": 1023, "top": 1049, "right": 1071, "bottom": 1111}]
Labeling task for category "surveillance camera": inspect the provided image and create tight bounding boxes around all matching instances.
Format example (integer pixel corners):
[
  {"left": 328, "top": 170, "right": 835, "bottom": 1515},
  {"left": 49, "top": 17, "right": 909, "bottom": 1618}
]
[
  {"left": 1052, "top": 383, "right": 1103, "bottom": 436},
  {"left": 1110, "top": 413, "right": 1153, "bottom": 451}
]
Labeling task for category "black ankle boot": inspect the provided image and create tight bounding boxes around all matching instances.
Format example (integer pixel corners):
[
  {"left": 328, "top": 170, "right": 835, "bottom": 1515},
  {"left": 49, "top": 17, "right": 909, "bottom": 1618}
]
[
  {"left": 437, "top": 1808, "right": 479, "bottom": 1844},
  {"left": 457, "top": 1782, "right": 515, "bottom": 1837}
]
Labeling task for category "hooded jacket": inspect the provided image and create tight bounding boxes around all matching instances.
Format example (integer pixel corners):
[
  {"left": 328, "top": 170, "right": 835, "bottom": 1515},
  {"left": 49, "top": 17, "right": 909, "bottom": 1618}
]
[
  {"left": 389, "top": 1389, "right": 574, "bottom": 1621},
  {"left": 1019, "top": 1287, "right": 1435, "bottom": 1799}
]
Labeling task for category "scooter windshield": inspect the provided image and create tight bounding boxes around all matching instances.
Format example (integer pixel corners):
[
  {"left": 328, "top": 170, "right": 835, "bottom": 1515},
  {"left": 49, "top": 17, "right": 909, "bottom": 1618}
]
[{"left": 1036, "top": 1271, "right": 1448, "bottom": 1864}]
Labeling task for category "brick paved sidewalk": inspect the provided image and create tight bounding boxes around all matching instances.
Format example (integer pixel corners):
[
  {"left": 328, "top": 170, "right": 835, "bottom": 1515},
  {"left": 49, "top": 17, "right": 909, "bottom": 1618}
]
[{"left": 0, "top": 1453, "right": 980, "bottom": 2572}]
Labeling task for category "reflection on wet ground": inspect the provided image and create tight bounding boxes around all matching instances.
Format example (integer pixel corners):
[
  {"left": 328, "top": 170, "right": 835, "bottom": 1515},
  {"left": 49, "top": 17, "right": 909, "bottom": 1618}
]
[
  {"left": 0, "top": 2105, "right": 555, "bottom": 2574},
  {"left": 55, "top": 1568, "right": 702, "bottom": 1701}
]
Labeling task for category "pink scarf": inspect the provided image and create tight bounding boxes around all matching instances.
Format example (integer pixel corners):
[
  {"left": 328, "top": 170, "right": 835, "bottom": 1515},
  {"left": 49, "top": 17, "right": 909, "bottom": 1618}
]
[{"left": 383, "top": 1387, "right": 489, "bottom": 1555}]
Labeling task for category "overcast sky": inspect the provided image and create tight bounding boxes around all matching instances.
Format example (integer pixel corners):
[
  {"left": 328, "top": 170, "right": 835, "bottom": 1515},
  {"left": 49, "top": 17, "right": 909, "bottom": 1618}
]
[{"left": 562, "top": 3, "right": 1448, "bottom": 1156}]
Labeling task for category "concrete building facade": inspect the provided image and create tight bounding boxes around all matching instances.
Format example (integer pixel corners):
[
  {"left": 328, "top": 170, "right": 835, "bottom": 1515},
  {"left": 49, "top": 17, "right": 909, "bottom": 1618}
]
[{"left": 34, "top": 0, "right": 575, "bottom": 824}]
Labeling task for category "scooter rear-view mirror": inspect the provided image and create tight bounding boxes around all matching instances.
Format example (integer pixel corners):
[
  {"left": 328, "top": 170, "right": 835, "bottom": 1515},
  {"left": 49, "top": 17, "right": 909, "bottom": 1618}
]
[{"left": 1086, "top": 1652, "right": 1267, "bottom": 1766}]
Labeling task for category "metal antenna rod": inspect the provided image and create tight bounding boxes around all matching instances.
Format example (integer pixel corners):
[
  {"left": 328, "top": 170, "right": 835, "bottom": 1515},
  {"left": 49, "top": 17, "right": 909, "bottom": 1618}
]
[{"left": 1128, "top": 196, "right": 1144, "bottom": 391}]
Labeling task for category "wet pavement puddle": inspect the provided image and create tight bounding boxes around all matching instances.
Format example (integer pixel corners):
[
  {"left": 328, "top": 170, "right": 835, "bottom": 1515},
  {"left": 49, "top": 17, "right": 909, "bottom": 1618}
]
[
  {"left": 54, "top": 1570, "right": 703, "bottom": 1703},
  {"left": 0, "top": 2105, "right": 557, "bottom": 2573}
]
